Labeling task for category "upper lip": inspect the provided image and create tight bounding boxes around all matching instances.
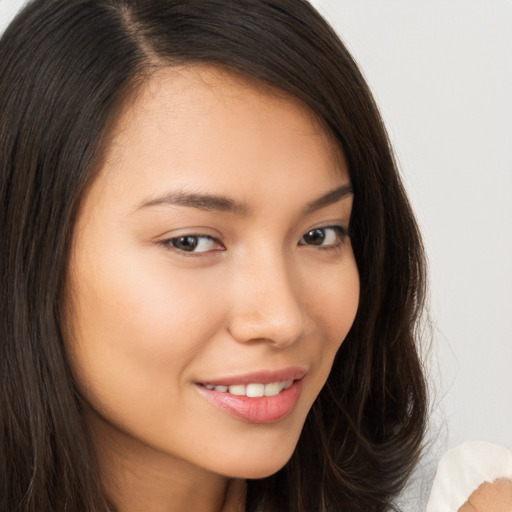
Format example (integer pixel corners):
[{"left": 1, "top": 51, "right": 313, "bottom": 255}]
[{"left": 197, "top": 366, "right": 308, "bottom": 387}]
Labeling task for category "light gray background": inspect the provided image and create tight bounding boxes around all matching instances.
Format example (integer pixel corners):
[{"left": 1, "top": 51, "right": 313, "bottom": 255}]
[{"left": 2, "top": 0, "right": 511, "bottom": 456}]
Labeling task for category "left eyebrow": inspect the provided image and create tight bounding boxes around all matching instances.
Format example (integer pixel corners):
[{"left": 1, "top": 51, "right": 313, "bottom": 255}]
[{"left": 301, "top": 183, "right": 354, "bottom": 215}]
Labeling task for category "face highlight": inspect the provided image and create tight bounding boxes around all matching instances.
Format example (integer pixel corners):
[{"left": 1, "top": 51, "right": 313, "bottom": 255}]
[{"left": 64, "top": 66, "right": 359, "bottom": 484}]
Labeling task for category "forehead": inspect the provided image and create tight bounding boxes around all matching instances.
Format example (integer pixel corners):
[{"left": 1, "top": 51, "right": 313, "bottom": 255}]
[
  {"left": 84, "top": 64, "right": 350, "bottom": 221},
  {"left": 106, "top": 64, "right": 346, "bottom": 174}
]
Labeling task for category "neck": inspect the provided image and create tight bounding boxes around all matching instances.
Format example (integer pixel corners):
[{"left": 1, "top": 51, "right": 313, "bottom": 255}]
[{"left": 88, "top": 412, "right": 245, "bottom": 512}]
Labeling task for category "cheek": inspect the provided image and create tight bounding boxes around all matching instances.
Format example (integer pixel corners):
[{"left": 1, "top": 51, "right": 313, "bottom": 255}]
[
  {"left": 299, "top": 253, "right": 359, "bottom": 400},
  {"left": 74, "top": 239, "right": 222, "bottom": 336},
  {"left": 309, "top": 256, "right": 359, "bottom": 348},
  {"left": 64, "top": 238, "right": 227, "bottom": 409}
]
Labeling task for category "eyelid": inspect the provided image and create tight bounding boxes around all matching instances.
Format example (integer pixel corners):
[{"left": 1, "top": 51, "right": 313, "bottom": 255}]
[
  {"left": 158, "top": 233, "right": 225, "bottom": 255},
  {"left": 301, "top": 224, "right": 349, "bottom": 236},
  {"left": 298, "top": 224, "right": 349, "bottom": 248}
]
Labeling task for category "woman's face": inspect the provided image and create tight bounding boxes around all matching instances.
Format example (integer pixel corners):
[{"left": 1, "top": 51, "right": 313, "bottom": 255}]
[{"left": 65, "top": 66, "right": 359, "bottom": 480}]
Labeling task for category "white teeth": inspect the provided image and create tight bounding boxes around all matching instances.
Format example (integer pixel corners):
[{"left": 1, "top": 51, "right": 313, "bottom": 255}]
[
  {"left": 205, "top": 381, "right": 293, "bottom": 397},
  {"left": 246, "top": 383, "right": 265, "bottom": 397},
  {"left": 228, "top": 384, "right": 246, "bottom": 395},
  {"left": 264, "top": 382, "right": 282, "bottom": 396}
]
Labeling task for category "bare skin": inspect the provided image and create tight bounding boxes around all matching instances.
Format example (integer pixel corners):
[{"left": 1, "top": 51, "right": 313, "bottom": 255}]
[
  {"left": 64, "top": 65, "right": 359, "bottom": 512},
  {"left": 458, "top": 479, "right": 512, "bottom": 512}
]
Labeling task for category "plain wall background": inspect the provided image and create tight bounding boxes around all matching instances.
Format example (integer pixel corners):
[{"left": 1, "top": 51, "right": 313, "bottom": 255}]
[{"left": 2, "top": 0, "right": 511, "bottom": 458}]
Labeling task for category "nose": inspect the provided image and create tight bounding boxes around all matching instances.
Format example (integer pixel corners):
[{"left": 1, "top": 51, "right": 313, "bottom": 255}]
[{"left": 226, "top": 251, "right": 307, "bottom": 348}]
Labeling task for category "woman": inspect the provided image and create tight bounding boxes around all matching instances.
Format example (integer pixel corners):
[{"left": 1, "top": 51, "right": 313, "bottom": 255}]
[{"left": 0, "top": 1, "right": 427, "bottom": 511}]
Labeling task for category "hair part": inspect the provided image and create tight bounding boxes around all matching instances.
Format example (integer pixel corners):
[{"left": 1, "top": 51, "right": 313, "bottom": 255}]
[{"left": 0, "top": 1, "right": 428, "bottom": 511}]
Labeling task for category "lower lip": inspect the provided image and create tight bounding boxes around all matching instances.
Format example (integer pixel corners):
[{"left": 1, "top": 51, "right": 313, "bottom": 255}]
[{"left": 195, "top": 380, "right": 302, "bottom": 424}]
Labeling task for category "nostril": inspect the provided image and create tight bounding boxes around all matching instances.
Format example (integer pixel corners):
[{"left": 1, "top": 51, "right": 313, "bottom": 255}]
[{"left": 226, "top": 307, "right": 305, "bottom": 347}]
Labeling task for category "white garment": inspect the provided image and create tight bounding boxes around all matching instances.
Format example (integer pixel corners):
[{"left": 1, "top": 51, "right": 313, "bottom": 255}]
[{"left": 426, "top": 441, "right": 512, "bottom": 512}]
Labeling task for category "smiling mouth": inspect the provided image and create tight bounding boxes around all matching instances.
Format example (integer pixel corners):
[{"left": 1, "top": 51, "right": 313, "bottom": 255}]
[
  {"left": 195, "top": 369, "right": 306, "bottom": 423},
  {"left": 201, "top": 381, "right": 293, "bottom": 397}
]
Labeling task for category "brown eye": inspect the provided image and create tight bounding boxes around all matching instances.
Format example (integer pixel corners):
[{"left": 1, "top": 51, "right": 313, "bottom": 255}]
[
  {"left": 301, "top": 229, "right": 326, "bottom": 246},
  {"left": 165, "top": 235, "right": 220, "bottom": 253},
  {"left": 299, "top": 226, "right": 347, "bottom": 248}
]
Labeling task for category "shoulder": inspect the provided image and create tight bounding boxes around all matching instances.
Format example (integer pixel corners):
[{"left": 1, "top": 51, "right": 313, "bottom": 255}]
[{"left": 426, "top": 441, "right": 512, "bottom": 512}]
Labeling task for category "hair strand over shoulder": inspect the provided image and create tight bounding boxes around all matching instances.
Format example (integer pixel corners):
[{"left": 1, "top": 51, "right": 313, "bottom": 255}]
[{"left": 0, "top": 1, "right": 427, "bottom": 511}]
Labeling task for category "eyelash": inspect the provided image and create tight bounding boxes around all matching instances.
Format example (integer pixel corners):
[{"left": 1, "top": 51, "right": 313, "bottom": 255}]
[
  {"left": 159, "top": 225, "right": 349, "bottom": 256},
  {"left": 160, "top": 234, "right": 222, "bottom": 255},
  {"left": 298, "top": 225, "right": 348, "bottom": 250}
]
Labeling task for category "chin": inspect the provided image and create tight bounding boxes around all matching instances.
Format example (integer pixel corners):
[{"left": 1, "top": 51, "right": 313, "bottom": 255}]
[
  {"left": 227, "top": 460, "right": 291, "bottom": 480},
  {"left": 214, "top": 442, "right": 298, "bottom": 480}
]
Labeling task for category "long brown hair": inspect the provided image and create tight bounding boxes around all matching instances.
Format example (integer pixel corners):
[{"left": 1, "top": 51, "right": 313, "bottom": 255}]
[{"left": 0, "top": 1, "right": 427, "bottom": 510}]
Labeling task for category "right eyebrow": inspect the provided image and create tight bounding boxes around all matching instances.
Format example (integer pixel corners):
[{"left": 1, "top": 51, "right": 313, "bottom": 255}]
[{"left": 137, "top": 191, "right": 250, "bottom": 216}]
